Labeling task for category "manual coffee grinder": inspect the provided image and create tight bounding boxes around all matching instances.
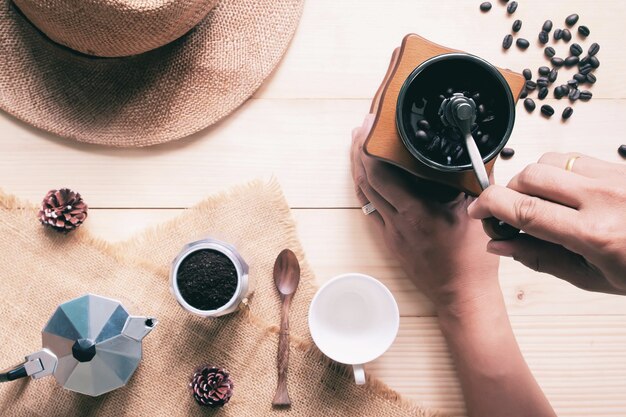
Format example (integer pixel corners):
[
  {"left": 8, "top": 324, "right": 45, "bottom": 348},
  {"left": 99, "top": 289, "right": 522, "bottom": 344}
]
[{"left": 365, "top": 34, "right": 526, "bottom": 239}]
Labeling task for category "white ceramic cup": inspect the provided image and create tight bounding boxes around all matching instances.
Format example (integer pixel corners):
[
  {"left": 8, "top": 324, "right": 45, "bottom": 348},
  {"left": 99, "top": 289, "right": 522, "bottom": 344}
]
[{"left": 308, "top": 273, "right": 400, "bottom": 385}]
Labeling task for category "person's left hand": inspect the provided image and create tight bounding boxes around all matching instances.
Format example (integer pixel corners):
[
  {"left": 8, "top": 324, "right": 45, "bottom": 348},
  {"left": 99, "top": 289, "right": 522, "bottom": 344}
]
[{"left": 351, "top": 114, "right": 501, "bottom": 312}]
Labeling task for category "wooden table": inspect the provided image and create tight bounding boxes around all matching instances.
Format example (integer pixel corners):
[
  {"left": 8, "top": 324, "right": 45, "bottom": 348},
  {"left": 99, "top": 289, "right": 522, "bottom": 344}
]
[{"left": 1, "top": 1, "right": 625, "bottom": 415}]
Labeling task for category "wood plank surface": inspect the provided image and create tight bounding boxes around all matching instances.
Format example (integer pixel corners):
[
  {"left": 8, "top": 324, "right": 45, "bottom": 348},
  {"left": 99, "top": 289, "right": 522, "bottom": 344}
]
[
  {"left": 1, "top": 0, "right": 625, "bottom": 416},
  {"left": 0, "top": 98, "right": 623, "bottom": 209},
  {"left": 86, "top": 208, "right": 626, "bottom": 317}
]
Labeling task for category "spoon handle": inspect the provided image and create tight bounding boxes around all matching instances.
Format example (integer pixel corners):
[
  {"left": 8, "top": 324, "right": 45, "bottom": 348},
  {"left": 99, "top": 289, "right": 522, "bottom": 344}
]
[
  {"left": 464, "top": 132, "right": 520, "bottom": 241},
  {"left": 272, "top": 296, "right": 292, "bottom": 406}
]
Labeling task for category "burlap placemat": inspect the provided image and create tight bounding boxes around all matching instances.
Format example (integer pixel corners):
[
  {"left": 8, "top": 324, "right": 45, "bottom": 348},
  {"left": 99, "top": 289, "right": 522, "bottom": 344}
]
[{"left": 0, "top": 180, "right": 440, "bottom": 416}]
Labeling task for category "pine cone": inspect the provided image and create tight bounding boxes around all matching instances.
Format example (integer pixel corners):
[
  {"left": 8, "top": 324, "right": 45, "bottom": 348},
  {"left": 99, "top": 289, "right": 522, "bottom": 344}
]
[
  {"left": 38, "top": 188, "right": 88, "bottom": 233},
  {"left": 190, "top": 366, "right": 234, "bottom": 407}
]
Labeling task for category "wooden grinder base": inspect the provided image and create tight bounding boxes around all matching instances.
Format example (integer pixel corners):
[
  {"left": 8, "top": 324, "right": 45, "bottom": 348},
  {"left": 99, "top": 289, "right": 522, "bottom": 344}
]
[{"left": 364, "top": 34, "right": 526, "bottom": 196}]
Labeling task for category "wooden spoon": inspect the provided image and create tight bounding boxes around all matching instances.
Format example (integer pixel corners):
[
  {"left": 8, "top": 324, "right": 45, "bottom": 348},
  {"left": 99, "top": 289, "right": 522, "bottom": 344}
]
[{"left": 272, "top": 249, "right": 301, "bottom": 406}]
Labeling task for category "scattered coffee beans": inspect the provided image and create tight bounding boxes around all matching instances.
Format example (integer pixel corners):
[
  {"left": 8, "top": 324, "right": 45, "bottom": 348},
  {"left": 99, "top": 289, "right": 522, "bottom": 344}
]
[
  {"left": 548, "top": 69, "right": 558, "bottom": 83},
  {"left": 565, "top": 14, "right": 579, "bottom": 27},
  {"left": 542, "top": 20, "right": 553, "bottom": 33},
  {"left": 564, "top": 56, "right": 580, "bottom": 67},
  {"left": 562, "top": 107, "right": 573, "bottom": 120},
  {"left": 512, "top": 19, "right": 523, "bottom": 32},
  {"left": 523, "top": 68, "right": 532, "bottom": 80},
  {"left": 579, "top": 64, "right": 593, "bottom": 75},
  {"left": 569, "top": 89, "right": 581, "bottom": 101},
  {"left": 579, "top": 90, "right": 593, "bottom": 101},
  {"left": 578, "top": 26, "right": 590, "bottom": 37},
  {"left": 516, "top": 38, "right": 530, "bottom": 49},
  {"left": 554, "top": 85, "right": 567, "bottom": 99},
  {"left": 586, "top": 73, "right": 597, "bottom": 84},
  {"left": 523, "top": 98, "right": 536, "bottom": 112},
  {"left": 567, "top": 79, "right": 579, "bottom": 89},
  {"left": 541, "top": 105, "right": 555, "bottom": 117},
  {"left": 525, "top": 80, "right": 537, "bottom": 91},
  {"left": 544, "top": 47, "right": 556, "bottom": 58},
  {"left": 519, "top": 89, "right": 528, "bottom": 99},
  {"left": 538, "top": 31, "right": 549, "bottom": 44},
  {"left": 537, "top": 77, "right": 549, "bottom": 88},
  {"left": 570, "top": 43, "right": 583, "bottom": 56},
  {"left": 415, "top": 130, "right": 429, "bottom": 142},
  {"left": 551, "top": 57, "right": 564, "bottom": 67},
  {"left": 562, "top": 29, "right": 572, "bottom": 42},
  {"left": 588, "top": 43, "right": 600, "bottom": 56},
  {"left": 589, "top": 56, "right": 600, "bottom": 68},
  {"left": 538, "top": 87, "right": 548, "bottom": 100},
  {"left": 502, "top": 34, "right": 513, "bottom": 49},
  {"left": 480, "top": 2, "right": 492, "bottom": 12},
  {"left": 574, "top": 73, "right": 586, "bottom": 83},
  {"left": 619, "top": 145, "right": 626, "bottom": 159},
  {"left": 538, "top": 66, "right": 550, "bottom": 76},
  {"left": 418, "top": 120, "right": 430, "bottom": 130},
  {"left": 507, "top": 1, "right": 518, "bottom": 14},
  {"left": 553, "top": 29, "right": 563, "bottom": 41},
  {"left": 500, "top": 148, "right": 515, "bottom": 159}
]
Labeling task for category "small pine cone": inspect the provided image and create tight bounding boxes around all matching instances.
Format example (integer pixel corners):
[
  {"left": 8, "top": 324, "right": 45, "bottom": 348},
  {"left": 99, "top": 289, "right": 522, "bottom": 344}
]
[
  {"left": 38, "top": 188, "right": 88, "bottom": 233},
  {"left": 190, "top": 366, "right": 233, "bottom": 407}
]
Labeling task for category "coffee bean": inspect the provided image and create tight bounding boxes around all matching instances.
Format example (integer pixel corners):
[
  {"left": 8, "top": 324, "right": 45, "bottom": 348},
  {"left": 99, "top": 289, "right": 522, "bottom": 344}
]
[
  {"left": 478, "top": 104, "right": 486, "bottom": 115},
  {"left": 538, "top": 87, "right": 549, "bottom": 100},
  {"left": 619, "top": 145, "right": 626, "bottom": 159},
  {"left": 588, "top": 43, "right": 600, "bottom": 56},
  {"left": 566, "top": 14, "right": 579, "bottom": 27},
  {"left": 539, "top": 31, "right": 549, "bottom": 44},
  {"left": 586, "top": 73, "right": 597, "bottom": 84},
  {"left": 426, "top": 135, "right": 441, "bottom": 151},
  {"left": 562, "top": 29, "right": 572, "bottom": 42},
  {"left": 542, "top": 20, "right": 553, "bottom": 33},
  {"left": 578, "top": 26, "right": 590, "bottom": 37},
  {"left": 500, "top": 148, "right": 515, "bottom": 159},
  {"left": 579, "top": 90, "right": 593, "bottom": 101},
  {"left": 507, "top": 1, "right": 518, "bottom": 14},
  {"left": 516, "top": 38, "right": 530, "bottom": 49},
  {"left": 415, "top": 130, "right": 429, "bottom": 142},
  {"left": 553, "top": 29, "right": 563, "bottom": 41},
  {"left": 541, "top": 105, "right": 555, "bottom": 117},
  {"left": 574, "top": 73, "right": 587, "bottom": 83},
  {"left": 512, "top": 19, "right": 523, "bottom": 32},
  {"left": 551, "top": 57, "right": 564, "bottom": 67},
  {"left": 453, "top": 145, "right": 464, "bottom": 160},
  {"left": 525, "top": 80, "right": 537, "bottom": 91},
  {"left": 538, "top": 66, "right": 550, "bottom": 76},
  {"left": 545, "top": 47, "right": 556, "bottom": 58},
  {"left": 554, "top": 86, "right": 566, "bottom": 99},
  {"left": 569, "top": 89, "right": 581, "bottom": 101},
  {"left": 537, "top": 77, "right": 549, "bottom": 88},
  {"left": 548, "top": 69, "right": 558, "bottom": 83},
  {"left": 502, "top": 34, "right": 513, "bottom": 49},
  {"left": 480, "top": 2, "right": 492, "bottom": 12},
  {"left": 519, "top": 89, "right": 528, "bottom": 99},
  {"left": 567, "top": 79, "right": 579, "bottom": 89},
  {"left": 523, "top": 68, "right": 532, "bottom": 80},
  {"left": 589, "top": 56, "right": 600, "bottom": 68},
  {"left": 565, "top": 56, "right": 580, "bottom": 67},
  {"left": 579, "top": 64, "right": 593, "bottom": 75},
  {"left": 570, "top": 43, "right": 583, "bottom": 56},
  {"left": 579, "top": 55, "right": 590, "bottom": 66},
  {"left": 562, "top": 107, "right": 574, "bottom": 120},
  {"left": 523, "top": 98, "right": 536, "bottom": 112},
  {"left": 418, "top": 120, "right": 430, "bottom": 131}
]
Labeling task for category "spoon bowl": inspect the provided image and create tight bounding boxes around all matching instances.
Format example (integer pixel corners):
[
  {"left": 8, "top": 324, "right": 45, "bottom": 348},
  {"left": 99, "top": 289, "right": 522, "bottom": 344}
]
[{"left": 274, "top": 249, "right": 301, "bottom": 296}]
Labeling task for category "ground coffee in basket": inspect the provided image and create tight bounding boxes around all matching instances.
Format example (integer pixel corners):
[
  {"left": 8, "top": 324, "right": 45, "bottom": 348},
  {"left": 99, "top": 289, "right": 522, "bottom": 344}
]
[{"left": 176, "top": 249, "right": 238, "bottom": 311}]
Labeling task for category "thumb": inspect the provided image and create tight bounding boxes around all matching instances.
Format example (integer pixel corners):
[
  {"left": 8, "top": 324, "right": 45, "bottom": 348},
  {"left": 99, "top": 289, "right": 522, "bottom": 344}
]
[{"left": 487, "top": 234, "right": 612, "bottom": 293}]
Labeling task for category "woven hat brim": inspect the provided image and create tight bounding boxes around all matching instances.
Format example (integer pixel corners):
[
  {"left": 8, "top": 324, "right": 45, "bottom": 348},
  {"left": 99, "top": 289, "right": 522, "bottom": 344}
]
[{"left": 0, "top": 0, "right": 304, "bottom": 147}]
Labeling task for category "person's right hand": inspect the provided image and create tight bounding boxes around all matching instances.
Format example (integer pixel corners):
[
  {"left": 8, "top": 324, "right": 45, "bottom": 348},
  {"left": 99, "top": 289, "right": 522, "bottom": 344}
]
[{"left": 467, "top": 152, "right": 626, "bottom": 295}]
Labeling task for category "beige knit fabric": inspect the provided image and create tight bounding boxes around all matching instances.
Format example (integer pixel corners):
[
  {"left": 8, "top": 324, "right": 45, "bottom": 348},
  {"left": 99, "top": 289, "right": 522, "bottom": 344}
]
[
  {"left": 0, "top": 0, "right": 303, "bottom": 146},
  {"left": 0, "top": 180, "right": 442, "bottom": 417}
]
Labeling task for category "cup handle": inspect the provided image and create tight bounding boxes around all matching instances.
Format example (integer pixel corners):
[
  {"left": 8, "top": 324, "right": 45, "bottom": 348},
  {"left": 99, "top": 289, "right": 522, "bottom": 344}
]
[{"left": 353, "top": 364, "right": 366, "bottom": 385}]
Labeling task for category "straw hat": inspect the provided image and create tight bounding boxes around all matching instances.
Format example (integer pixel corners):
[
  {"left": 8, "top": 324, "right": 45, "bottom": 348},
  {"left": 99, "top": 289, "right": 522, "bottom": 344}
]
[{"left": 0, "top": 0, "right": 304, "bottom": 146}]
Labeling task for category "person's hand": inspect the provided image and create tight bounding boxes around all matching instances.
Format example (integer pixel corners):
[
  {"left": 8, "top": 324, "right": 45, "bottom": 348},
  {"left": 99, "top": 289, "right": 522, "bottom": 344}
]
[
  {"left": 351, "top": 114, "right": 500, "bottom": 312},
  {"left": 468, "top": 152, "right": 626, "bottom": 295}
]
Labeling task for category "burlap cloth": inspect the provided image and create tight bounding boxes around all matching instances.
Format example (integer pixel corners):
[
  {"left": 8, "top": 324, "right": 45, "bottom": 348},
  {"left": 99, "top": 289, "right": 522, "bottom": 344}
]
[{"left": 0, "top": 180, "right": 440, "bottom": 416}]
